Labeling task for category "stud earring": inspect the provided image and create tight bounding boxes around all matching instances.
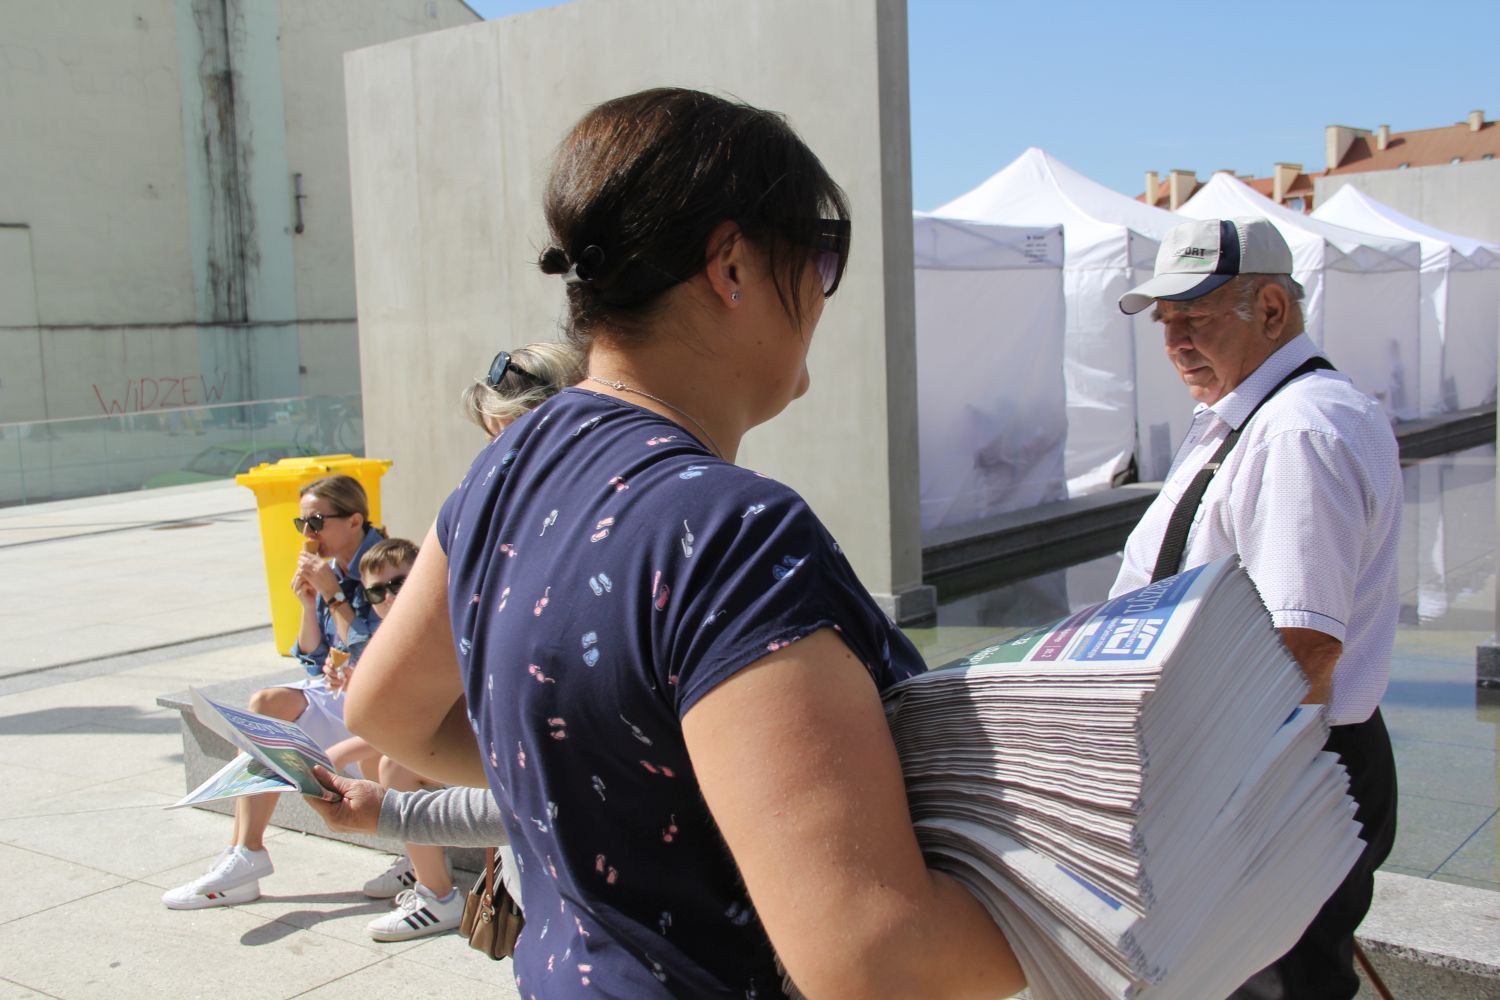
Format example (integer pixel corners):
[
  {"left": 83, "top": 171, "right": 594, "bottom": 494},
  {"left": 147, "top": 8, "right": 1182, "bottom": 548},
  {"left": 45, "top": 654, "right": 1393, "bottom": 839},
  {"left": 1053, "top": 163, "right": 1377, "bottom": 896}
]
[{"left": 731, "top": 291, "right": 741, "bottom": 302}]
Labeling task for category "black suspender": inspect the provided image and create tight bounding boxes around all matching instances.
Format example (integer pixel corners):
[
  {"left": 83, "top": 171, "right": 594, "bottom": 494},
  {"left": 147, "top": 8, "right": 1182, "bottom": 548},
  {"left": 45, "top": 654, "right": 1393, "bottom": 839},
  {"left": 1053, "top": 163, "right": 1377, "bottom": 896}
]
[{"left": 1149, "top": 356, "right": 1335, "bottom": 584}]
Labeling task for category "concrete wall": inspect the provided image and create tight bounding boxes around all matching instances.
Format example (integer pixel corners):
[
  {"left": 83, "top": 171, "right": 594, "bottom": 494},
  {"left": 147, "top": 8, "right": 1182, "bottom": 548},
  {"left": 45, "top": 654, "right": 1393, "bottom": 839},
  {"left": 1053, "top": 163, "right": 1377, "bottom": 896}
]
[
  {"left": 1315, "top": 161, "right": 1500, "bottom": 244},
  {"left": 0, "top": 0, "right": 477, "bottom": 426},
  {"left": 346, "top": 0, "right": 933, "bottom": 614}
]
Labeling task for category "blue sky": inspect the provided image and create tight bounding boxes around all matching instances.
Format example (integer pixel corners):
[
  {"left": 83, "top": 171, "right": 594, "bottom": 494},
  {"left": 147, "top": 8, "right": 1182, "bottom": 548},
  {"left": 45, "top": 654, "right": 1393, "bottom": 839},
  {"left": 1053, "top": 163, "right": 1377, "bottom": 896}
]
[{"left": 464, "top": 0, "right": 1499, "bottom": 209}]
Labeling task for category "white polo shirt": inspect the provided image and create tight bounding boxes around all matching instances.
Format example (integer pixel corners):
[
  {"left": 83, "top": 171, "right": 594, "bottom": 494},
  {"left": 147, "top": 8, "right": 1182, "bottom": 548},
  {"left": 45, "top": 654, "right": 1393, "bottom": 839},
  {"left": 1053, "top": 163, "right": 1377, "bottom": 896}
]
[{"left": 1112, "top": 333, "right": 1401, "bottom": 725}]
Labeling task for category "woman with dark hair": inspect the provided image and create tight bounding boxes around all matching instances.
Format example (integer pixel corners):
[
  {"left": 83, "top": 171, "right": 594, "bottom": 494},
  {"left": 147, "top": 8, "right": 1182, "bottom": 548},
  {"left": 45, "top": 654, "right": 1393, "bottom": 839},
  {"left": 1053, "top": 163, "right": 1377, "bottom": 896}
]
[{"left": 347, "top": 89, "right": 1023, "bottom": 998}]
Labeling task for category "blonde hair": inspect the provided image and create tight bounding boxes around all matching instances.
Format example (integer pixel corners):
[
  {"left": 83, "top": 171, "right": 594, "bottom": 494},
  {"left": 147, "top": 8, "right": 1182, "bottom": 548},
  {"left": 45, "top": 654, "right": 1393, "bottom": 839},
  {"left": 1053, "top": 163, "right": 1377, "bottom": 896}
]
[
  {"left": 461, "top": 341, "right": 585, "bottom": 431},
  {"left": 359, "top": 537, "right": 418, "bottom": 580},
  {"left": 300, "top": 474, "right": 369, "bottom": 527}
]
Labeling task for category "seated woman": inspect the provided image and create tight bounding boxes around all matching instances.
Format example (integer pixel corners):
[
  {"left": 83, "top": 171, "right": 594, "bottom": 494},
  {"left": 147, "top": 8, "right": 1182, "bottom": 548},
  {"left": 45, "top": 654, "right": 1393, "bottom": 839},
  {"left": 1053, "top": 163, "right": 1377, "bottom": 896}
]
[
  {"left": 162, "top": 474, "right": 385, "bottom": 910},
  {"left": 345, "top": 89, "right": 1024, "bottom": 998}
]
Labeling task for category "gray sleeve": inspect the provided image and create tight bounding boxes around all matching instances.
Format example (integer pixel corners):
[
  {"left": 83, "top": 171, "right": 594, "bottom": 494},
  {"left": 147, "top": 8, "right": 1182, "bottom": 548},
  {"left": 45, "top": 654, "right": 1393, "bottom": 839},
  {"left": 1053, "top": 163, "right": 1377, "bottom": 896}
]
[{"left": 375, "top": 785, "right": 509, "bottom": 847}]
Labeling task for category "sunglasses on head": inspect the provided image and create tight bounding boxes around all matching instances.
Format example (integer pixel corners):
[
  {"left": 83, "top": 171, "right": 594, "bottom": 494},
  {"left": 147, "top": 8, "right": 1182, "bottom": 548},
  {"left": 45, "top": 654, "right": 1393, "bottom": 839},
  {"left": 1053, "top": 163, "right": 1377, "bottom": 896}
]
[
  {"left": 807, "top": 218, "right": 850, "bottom": 298},
  {"left": 488, "top": 351, "right": 548, "bottom": 391},
  {"left": 365, "top": 574, "right": 408, "bottom": 605},
  {"left": 293, "top": 512, "right": 354, "bottom": 534}
]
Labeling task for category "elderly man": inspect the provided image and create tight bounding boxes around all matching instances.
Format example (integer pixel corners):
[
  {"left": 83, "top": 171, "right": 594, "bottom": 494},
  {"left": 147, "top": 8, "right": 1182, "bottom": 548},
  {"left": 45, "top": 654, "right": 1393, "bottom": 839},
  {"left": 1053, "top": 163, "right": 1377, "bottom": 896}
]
[{"left": 1114, "top": 217, "right": 1400, "bottom": 999}]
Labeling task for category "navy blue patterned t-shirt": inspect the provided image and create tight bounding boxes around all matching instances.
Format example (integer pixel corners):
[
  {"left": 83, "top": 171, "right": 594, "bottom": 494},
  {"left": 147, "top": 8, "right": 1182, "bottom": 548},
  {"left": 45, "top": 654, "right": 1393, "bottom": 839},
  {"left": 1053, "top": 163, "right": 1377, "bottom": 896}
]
[{"left": 437, "top": 388, "right": 924, "bottom": 999}]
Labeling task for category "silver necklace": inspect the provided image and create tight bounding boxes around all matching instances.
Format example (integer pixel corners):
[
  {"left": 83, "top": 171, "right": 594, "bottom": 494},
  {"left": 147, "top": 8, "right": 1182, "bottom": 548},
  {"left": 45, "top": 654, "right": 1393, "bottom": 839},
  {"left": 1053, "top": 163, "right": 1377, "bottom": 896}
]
[{"left": 586, "top": 375, "right": 723, "bottom": 460}]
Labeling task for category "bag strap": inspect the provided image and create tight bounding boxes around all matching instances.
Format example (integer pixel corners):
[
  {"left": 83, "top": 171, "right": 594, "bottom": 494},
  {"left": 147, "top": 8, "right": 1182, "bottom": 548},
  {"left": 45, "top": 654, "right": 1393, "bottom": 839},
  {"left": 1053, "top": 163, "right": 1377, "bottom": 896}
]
[
  {"left": 1150, "top": 356, "right": 1333, "bottom": 583},
  {"left": 484, "top": 847, "right": 496, "bottom": 899}
]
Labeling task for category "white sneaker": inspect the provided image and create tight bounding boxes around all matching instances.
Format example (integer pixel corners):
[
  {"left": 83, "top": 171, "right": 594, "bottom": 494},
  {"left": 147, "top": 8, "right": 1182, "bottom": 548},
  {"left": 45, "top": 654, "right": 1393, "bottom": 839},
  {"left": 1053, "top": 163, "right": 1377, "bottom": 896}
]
[
  {"left": 367, "top": 885, "right": 465, "bottom": 942},
  {"left": 362, "top": 855, "right": 417, "bottom": 898},
  {"left": 161, "top": 846, "right": 273, "bottom": 910}
]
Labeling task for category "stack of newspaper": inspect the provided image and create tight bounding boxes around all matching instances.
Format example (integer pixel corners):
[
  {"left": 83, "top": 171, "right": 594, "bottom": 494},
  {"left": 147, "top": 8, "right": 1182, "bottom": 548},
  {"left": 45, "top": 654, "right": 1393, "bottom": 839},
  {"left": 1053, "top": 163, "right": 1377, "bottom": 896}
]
[{"left": 885, "top": 556, "right": 1363, "bottom": 1000}]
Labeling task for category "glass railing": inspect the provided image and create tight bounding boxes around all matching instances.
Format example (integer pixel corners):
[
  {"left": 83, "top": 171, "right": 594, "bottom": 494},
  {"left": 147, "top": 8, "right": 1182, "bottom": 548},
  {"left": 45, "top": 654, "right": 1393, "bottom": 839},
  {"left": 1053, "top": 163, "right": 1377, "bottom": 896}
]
[{"left": 0, "top": 393, "right": 364, "bottom": 507}]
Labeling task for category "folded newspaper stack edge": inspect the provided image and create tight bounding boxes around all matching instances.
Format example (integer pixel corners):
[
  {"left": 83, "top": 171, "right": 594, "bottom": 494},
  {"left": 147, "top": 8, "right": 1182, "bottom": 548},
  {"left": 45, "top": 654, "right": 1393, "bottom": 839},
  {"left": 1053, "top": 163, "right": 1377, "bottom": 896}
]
[{"left": 885, "top": 556, "right": 1364, "bottom": 1000}]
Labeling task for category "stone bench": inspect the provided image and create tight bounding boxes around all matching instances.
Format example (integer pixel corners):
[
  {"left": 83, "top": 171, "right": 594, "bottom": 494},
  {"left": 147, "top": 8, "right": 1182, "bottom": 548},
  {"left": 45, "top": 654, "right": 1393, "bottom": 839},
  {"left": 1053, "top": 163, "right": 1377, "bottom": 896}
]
[
  {"left": 158, "top": 671, "right": 488, "bottom": 876},
  {"left": 1354, "top": 871, "right": 1500, "bottom": 998}
]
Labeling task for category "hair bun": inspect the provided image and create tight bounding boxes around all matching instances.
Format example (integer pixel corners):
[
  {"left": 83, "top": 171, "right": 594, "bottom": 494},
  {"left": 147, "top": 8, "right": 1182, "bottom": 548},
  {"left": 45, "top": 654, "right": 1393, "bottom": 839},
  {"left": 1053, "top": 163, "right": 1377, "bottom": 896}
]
[{"left": 538, "top": 246, "right": 570, "bottom": 275}]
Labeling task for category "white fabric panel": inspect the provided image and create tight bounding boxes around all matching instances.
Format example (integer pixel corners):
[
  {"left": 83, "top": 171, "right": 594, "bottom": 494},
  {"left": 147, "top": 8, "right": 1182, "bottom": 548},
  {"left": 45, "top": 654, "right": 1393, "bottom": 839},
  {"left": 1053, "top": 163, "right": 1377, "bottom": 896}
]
[
  {"left": 1321, "top": 268, "right": 1420, "bottom": 417},
  {"left": 932, "top": 148, "right": 1186, "bottom": 496},
  {"left": 1182, "top": 173, "right": 1422, "bottom": 419},
  {"left": 913, "top": 216, "right": 1067, "bottom": 535},
  {"left": 1060, "top": 267, "right": 1136, "bottom": 494},
  {"left": 1315, "top": 185, "right": 1500, "bottom": 413},
  {"left": 1444, "top": 267, "right": 1500, "bottom": 409},
  {"left": 1130, "top": 312, "right": 1194, "bottom": 481}
]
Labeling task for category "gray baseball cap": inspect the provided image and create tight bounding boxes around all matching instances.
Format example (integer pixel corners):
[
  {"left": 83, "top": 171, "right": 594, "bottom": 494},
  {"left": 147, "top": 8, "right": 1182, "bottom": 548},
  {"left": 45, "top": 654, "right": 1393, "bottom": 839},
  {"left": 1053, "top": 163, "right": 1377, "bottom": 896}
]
[{"left": 1119, "top": 217, "right": 1294, "bottom": 315}]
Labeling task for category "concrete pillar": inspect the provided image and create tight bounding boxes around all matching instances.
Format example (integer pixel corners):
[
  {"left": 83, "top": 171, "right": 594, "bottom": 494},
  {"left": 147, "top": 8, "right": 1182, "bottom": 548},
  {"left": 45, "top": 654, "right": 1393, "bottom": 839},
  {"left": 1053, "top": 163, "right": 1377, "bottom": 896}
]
[{"left": 345, "top": 0, "right": 935, "bottom": 620}]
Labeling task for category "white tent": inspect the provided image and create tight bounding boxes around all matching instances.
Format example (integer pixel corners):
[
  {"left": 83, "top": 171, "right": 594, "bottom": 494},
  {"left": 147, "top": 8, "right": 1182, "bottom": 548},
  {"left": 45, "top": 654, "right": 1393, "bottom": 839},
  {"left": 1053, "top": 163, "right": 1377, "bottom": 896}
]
[
  {"left": 1313, "top": 185, "right": 1500, "bottom": 413},
  {"left": 933, "top": 147, "right": 1195, "bottom": 492},
  {"left": 1180, "top": 174, "right": 1423, "bottom": 420},
  {"left": 913, "top": 214, "right": 1067, "bottom": 534}
]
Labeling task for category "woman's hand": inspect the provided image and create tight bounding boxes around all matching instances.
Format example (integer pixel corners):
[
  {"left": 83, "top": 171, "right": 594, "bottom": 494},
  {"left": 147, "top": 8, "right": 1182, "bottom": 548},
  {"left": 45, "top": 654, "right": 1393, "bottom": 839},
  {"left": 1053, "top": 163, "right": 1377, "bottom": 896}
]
[
  {"left": 304, "top": 765, "right": 384, "bottom": 834},
  {"left": 297, "top": 551, "right": 340, "bottom": 602},
  {"left": 291, "top": 564, "right": 319, "bottom": 609}
]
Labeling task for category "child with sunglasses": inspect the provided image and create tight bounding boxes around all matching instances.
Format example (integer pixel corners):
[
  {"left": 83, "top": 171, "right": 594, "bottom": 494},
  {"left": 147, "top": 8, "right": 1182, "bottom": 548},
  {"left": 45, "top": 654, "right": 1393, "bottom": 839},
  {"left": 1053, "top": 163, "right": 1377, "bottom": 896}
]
[{"left": 320, "top": 539, "right": 473, "bottom": 942}]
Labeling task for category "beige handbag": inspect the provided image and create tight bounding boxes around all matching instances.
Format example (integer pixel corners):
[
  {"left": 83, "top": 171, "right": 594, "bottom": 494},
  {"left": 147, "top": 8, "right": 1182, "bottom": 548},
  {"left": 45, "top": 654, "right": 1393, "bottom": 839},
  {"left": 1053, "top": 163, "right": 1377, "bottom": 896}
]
[{"left": 459, "top": 847, "right": 524, "bottom": 960}]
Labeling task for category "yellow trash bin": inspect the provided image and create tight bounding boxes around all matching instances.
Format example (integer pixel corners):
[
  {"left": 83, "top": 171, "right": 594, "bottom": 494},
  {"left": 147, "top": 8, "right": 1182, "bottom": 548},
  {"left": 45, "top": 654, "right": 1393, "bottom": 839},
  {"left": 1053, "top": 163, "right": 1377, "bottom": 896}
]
[{"left": 236, "top": 454, "right": 393, "bottom": 656}]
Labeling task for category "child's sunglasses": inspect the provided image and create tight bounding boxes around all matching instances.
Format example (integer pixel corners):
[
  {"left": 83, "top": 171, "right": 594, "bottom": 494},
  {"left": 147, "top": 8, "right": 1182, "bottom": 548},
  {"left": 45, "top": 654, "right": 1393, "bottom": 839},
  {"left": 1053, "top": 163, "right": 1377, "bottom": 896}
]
[{"left": 365, "top": 574, "right": 408, "bottom": 605}]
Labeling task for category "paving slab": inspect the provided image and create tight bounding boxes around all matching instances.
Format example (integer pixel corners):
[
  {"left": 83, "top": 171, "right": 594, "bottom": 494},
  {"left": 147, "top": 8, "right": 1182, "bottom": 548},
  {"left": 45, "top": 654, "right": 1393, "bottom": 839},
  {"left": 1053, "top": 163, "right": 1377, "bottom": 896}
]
[
  {"left": 0, "top": 881, "right": 384, "bottom": 1000},
  {"left": 0, "top": 979, "right": 58, "bottom": 999},
  {"left": 397, "top": 933, "right": 524, "bottom": 989},
  {"left": 1383, "top": 793, "right": 1497, "bottom": 873},
  {"left": 293, "top": 954, "right": 519, "bottom": 999},
  {"left": 0, "top": 483, "right": 270, "bottom": 676},
  {"left": 1436, "top": 811, "right": 1500, "bottom": 886},
  {"left": 0, "top": 779, "right": 284, "bottom": 882},
  {"left": 0, "top": 842, "right": 126, "bottom": 924}
]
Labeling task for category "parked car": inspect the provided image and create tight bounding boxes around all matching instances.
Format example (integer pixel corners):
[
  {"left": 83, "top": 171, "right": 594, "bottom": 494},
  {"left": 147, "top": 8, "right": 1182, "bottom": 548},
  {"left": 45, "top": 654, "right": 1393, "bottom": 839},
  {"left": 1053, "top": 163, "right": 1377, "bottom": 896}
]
[{"left": 142, "top": 442, "right": 316, "bottom": 489}]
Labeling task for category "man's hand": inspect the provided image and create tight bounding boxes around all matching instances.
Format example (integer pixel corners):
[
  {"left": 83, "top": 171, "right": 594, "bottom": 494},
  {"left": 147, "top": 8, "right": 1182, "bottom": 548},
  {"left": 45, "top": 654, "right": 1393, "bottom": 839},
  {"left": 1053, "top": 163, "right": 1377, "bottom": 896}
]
[
  {"left": 1279, "top": 627, "right": 1342, "bottom": 706},
  {"left": 304, "top": 764, "right": 384, "bottom": 834}
]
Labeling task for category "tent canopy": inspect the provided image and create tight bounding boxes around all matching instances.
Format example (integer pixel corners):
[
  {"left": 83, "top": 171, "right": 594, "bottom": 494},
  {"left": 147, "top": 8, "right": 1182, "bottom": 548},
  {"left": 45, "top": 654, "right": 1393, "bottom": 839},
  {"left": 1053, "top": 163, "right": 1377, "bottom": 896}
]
[
  {"left": 1314, "top": 185, "right": 1500, "bottom": 414},
  {"left": 934, "top": 147, "right": 1181, "bottom": 270},
  {"left": 1182, "top": 173, "right": 1421, "bottom": 273},
  {"left": 1313, "top": 185, "right": 1500, "bottom": 272},
  {"left": 931, "top": 148, "right": 1198, "bottom": 491}
]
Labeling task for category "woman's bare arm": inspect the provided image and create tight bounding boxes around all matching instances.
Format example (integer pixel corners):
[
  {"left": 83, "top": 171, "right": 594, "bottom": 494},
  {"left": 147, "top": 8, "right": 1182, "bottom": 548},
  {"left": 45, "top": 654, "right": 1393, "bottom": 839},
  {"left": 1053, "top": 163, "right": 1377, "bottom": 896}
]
[
  {"left": 684, "top": 628, "right": 1025, "bottom": 1000},
  {"left": 344, "top": 522, "right": 488, "bottom": 787}
]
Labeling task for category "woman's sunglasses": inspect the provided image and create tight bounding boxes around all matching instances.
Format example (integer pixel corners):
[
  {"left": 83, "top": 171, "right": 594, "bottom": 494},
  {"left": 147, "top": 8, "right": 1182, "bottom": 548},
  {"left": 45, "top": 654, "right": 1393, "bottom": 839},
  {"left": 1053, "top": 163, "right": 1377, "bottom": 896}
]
[
  {"left": 808, "top": 218, "right": 851, "bottom": 298},
  {"left": 365, "top": 574, "right": 408, "bottom": 605},
  {"left": 292, "top": 512, "right": 354, "bottom": 534},
  {"left": 488, "top": 351, "right": 547, "bottom": 390}
]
